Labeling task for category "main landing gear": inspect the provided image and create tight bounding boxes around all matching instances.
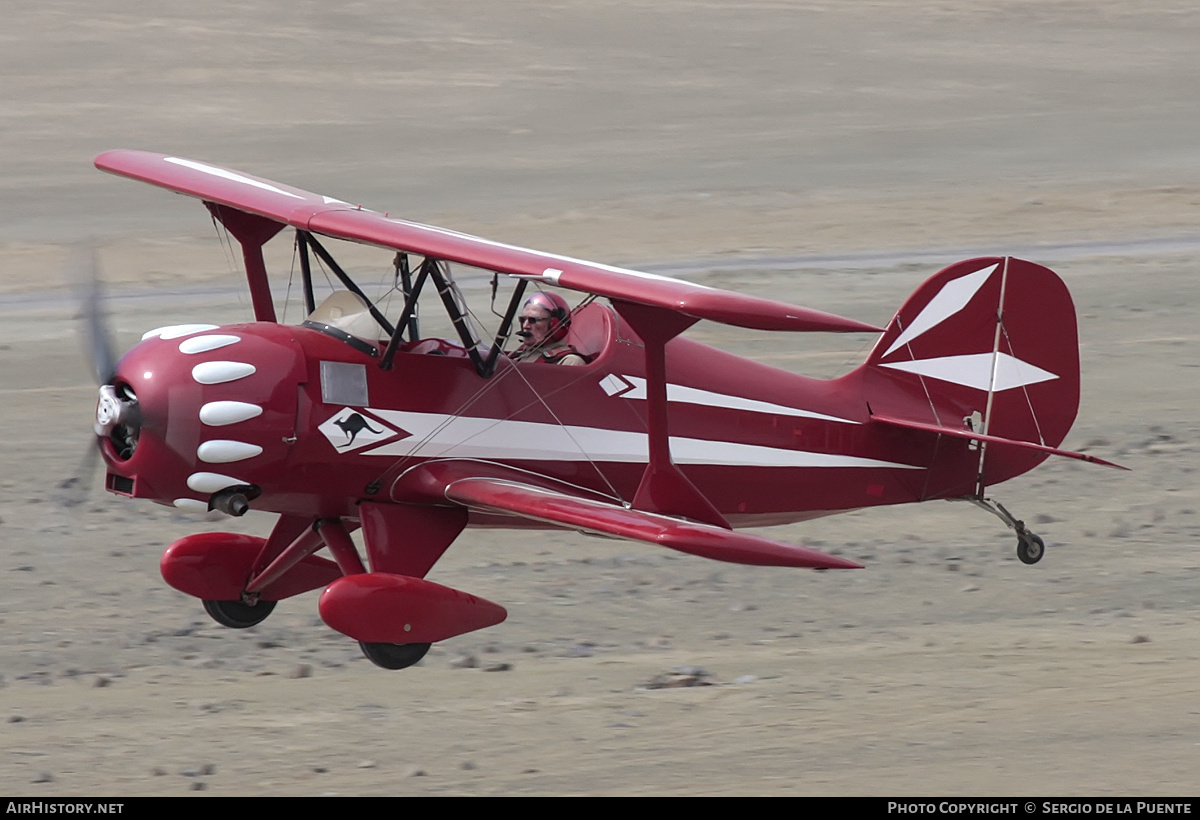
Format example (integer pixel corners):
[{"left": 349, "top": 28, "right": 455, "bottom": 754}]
[
  {"left": 164, "top": 518, "right": 506, "bottom": 672},
  {"left": 202, "top": 598, "right": 431, "bottom": 669},
  {"left": 969, "top": 497, "right": 1045, "bottom": 565}
]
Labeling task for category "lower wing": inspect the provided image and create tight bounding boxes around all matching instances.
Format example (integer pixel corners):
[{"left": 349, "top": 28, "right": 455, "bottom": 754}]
[{"left": 442, "top": 476, "right": 862, "bottom": 569}]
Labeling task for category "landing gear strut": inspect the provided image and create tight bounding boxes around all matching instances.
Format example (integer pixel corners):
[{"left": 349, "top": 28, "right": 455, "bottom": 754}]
[{"left": 968, "top": 497, "right": 1045, "bottom": 565}]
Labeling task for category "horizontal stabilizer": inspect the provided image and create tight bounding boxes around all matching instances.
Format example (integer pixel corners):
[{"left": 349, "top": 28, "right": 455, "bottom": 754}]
[
  {"left": 870, "top": 413, "right": 1127, "bottom": 470},
  {"left": 443, "top": 477, "right": 862, "bottom": 569}
]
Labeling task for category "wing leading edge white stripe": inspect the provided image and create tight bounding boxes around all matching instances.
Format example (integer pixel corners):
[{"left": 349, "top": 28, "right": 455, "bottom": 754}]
[{"left": 165, "top": 157, "right": 306, "bottom": 200}]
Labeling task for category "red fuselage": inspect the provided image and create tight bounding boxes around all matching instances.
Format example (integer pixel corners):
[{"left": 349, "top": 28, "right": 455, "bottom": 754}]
[{"left": 100, "top": 303, "right": 1015, "bottom": 528}]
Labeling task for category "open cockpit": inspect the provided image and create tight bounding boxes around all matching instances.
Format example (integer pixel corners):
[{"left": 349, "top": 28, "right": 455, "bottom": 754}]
[{"left": 291, "top": 230, "right": 616, "bottom": 374}]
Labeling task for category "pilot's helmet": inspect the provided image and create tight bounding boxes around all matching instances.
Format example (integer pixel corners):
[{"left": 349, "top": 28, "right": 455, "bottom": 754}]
[{"left": 523, "top": 291, "right": 571, "bottom": 342}]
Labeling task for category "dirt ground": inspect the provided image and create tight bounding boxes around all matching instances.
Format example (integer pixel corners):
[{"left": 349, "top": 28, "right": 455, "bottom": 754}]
[{"left": 1, "top": 0, "right": 1198, "bottom": 796}]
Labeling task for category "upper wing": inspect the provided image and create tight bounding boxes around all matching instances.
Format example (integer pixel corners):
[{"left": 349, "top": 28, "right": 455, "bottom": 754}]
[
  {"left": 95, "top": 150, "right": 881, "bottom": 335},
  {"left": 442, "top": 475, "right": 862, "bottom": 570}
]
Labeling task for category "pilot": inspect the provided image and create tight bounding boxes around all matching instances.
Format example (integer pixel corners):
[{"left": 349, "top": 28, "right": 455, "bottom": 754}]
[{"left": 509, "top": 291, "right": 586, "bottom": 365}]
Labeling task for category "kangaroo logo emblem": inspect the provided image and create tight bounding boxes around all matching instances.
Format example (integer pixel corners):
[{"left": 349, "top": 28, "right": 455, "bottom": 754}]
[
  {"left": 333, "top": 412, "right": 384, "bottom": 446},
  {"left": 318, "top": 408, "right": 400, "bottom": 453}
]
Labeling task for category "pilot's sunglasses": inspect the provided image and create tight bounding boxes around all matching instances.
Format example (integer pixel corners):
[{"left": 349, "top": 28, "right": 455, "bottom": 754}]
[{"left": 519, "top": 316, "right": 548, "bottom": 325}]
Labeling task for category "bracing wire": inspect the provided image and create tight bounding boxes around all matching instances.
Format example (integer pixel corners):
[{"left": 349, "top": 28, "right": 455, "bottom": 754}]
[
  {"left": 380, "top": 274, "right": 626, "bottom": 504},
  {"left": 209, "top": 214, "right": 252, "bottom": 315}
]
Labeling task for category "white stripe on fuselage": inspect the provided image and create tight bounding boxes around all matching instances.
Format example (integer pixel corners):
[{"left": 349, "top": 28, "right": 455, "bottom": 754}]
[
  {"left": 358, "top": 410, "right": 915, "bottom": 470},
  {"left": 610, "top": 376, "right": 860, "bottom": 425}
]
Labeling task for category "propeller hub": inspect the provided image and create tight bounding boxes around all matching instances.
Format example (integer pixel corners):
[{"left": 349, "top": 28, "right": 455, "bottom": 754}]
[
  {"left": 95, "top": 385, "right": 121, "bottom": 433},
  {"left": 95, "top": 384, "right": 139, "bottom": 443}
]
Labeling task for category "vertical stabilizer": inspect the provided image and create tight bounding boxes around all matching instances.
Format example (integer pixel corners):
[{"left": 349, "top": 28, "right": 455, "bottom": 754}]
[{"left": 861, "top": 257, "right": 1081, "bottom": 493}]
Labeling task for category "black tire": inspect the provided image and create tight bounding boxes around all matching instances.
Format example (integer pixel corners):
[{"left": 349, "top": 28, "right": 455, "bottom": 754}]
[
  {"left": 1017, "top": 533, "right": 1045, "bottom": 565},
  {"left": 359, "top": 641, "right": 432, "bottom": 670},
  {"left": 202, "top": 598, "right": 277, "bottom": 628}
]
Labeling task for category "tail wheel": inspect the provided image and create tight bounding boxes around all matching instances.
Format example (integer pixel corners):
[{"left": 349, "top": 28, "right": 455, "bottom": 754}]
[
  {"left": 359, "top": 641, "right": 431, "bottom": 670},
  {"left": 1017, "top": 533, "right": 1045, "bottom": 565},
  {"left": 203, "top": 598, "right": 276, "bottom": 629}
]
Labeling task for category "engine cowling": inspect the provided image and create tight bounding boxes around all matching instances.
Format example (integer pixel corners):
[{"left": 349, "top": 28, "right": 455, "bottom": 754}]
[{"left": 97, "top": 323, "right": 305, "bottom": 512}]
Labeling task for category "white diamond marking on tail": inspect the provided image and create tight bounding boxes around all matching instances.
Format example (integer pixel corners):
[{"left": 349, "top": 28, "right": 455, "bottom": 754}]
[
  {"left": 881, "top": 352, "right": 1057, "bottom": 392},
  {"left": 883, "top": 264, "right": 998, "bottom": 358}
]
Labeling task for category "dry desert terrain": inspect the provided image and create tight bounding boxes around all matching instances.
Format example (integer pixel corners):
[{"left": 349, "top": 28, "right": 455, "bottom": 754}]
[{"left": 1, "top": 0, "right": 1198, "bottom": 796}]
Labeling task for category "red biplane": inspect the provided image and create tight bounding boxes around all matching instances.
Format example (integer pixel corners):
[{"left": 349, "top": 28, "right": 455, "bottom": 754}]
[{"left": 91, "top": 150, "right": 1122, "bottom": 669}]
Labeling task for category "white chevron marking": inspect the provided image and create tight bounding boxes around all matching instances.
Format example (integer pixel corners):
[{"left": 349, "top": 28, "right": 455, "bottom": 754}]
[{"left": 883, "top": 264, "right": 997, "bottom": 358}]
